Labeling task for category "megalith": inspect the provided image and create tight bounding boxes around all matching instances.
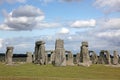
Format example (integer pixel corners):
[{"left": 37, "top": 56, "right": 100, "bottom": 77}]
[
  {"left": 78, "top": 42, "right": 92, "bottom": 67},
  {"left": 54, "top": 39, "right": 66, "bottom": 66},
  {"left": 33, "top": 52, "right": 35, "bottom": 63},
  {"left": 105, "top": 50, "right": 111, "bottom": 64},
  {"left": 50, "top": 51, "right": 55, "bottom": 65},
  {"left": 90, "top": 51, "right": 98, "bottom": 64},
  {"left": 98, "top": 50, "right": 105, "bottom": 64},
  {"left": 26, "top": 52, "right": 32, "bottom": 63},
  {"left": 45, "top": 51, "right": 48, "bottom": 65},
  {"left": 66, "top": 51, "right": 74, "bottom": 66},
  {"left": 76, "top": 53, "right": 80, "bottom": 64},
  {"left": 34, "top": 41, "right": 46, "bottom": 65},
  {"left": 113, "top": 51, "right": 119, "bottom": 65},
  {"left": 98, "top": 50, "right": 111, "bottom": 64},
  {"left": 5, "top": 47, "right": 13, "bottom": 65}
]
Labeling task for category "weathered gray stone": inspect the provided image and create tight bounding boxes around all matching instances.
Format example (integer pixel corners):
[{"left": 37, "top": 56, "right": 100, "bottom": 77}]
[
  {"left": 82, "top": 42, "right": 88, "bottom": 47},
  {"left": 113, "top": 51, "right": 119, "bottom": 65},
  {"left": 54, "top": 39, "right": 66, "bottom": 66},
  {"left": 90, "top": 51, "right": 98, "bottom": 64},
  {"left": 50, "top": 51, "right": 55, "bottom": 65},
  {"left": 45, "top": 50, "right": 54, "bottom": 64},
  {"left": 98, "top": 50, "right": 105, "bottom": 64},
  {"left": 98, "top": 50, "right": 111, "bottom": 64},
  {"left": 45, "top": 52, "right": 48, "bottom": 65},
  {"left": 5, "top": 47, "right": 13, "bottom": 65},
  {"left": 66, "top": 51, "right": 74, "bottom": 66},
  {"left": 105, "top": 50, "right": 111, "bottom": 64},
  {"left": 79, "top": 42, "right": 92, "bottom": 67},
  {"left": 76, "top": 53, "right": 80, "bottom": 64},
  {"left": 26, "top": 52, "right": 32, "bottom": 63},
  {"left": 33, "top": 52, "right": 35, "bottom": 63},
  {"left": 34, "top": 41, "right": 46, "bottom": 65}
]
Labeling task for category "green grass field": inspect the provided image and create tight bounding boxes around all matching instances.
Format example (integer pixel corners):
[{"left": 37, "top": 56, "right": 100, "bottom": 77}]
[{"left": 0, "top": 63, "right": 120, "bottom": 80}]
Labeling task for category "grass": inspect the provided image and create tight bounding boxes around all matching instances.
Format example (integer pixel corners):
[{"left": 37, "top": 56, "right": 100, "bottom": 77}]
[{"left": 0, "top": 62, "right": 120, "bottom": 80}]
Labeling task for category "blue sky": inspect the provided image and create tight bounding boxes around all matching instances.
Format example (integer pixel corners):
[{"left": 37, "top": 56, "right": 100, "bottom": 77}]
[{"left": 0, "top": 0, "right": 120, "bottom": 54}]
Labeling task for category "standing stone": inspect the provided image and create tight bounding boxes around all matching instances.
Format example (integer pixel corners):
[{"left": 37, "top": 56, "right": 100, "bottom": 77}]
[
  {"left": 105, "top": 50, "right": 111, "bottom": 64},
  {"left": 26, "top": 52, "right": 32, "bottom": 63},
  {"left": 34, "top": 41, "right": 46, "bottom": 65},
  {"left": 98, "top": 50, "right": 111, "bottom": 64},
  {"left": 50, "top": 51, "right": 55, "bottom": 65},
  {"left": 66, "top": 51, "right": 74, "bottom": 66},
  {"left": 76, "top": 53, "right": 80, "bottom": 64},
  {"left": 79, "top": 42, "right": 92, "bottom": 67},
  {"left": 113, "top": 51, "right": 119, "bottom": 65},
  {"left": 54, "top": 39, "right": 66, "bottom": 66},
  {"left": 98, "top": 50, "right": 105, "bottom": 64},
  {"left": 33, "top": 52, "right": 35, "bottom": 63},
  {"left": 90, "top": 51, "right": 98, "bottom": 64},
  {"left": 5, "top": 47, "right": 13, "bottom": 65},
  {"left": 45, "top": 52, "right": 48, "bottom": 65}
]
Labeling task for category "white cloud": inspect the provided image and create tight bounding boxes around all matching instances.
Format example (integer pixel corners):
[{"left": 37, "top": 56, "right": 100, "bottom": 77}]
[
  {"left": 0, "top": 39, "right": 3, "bottom": 48},
  {"left": 36, "top": 22, "right": 61, "bottom": 28},
  {"left": 15, "top": 43, "right": 33, "bottom": 48},
  {"left": 97, "top": 30, "right": 120, "bottom": 38},
  {"left": 59, "top": 0, "right": 81, "bottom": 2},
  {"left": 59, "top": 27, "right": 69, "bottom": 34},
  {"left": 0, "top": 24, "right": 13, "bottom": 30},
  {"left": 0, "top": 0, "right": 26, "bottom": 4},
  {"left": 0, "top": 5, "right": 60, "bottom": 31},
  {"left": 40, "top": 0, "right": 53, "bottom": 4},
  {"left": 12, "top": 5, "right": 44, "bottom": 17},
  {"left": 71, "top": 19, "right": 96, "bottom": 28},
  {"left": 40, "top": 0, "right": 82, "bottom": 4},
  {"left": 94, "top": 0, "right": 120, "bottom": 14},
  {"left": 98, "top": 18, "right": 120, "bottom": 30},
  {"left": 0, "top": 5, "right": 44, "bottom": 31}
]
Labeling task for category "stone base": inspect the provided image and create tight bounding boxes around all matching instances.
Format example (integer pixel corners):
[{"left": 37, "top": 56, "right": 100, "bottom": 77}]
[
  {"left": 78, "top": 61, "right": 92, "bottom": 67},
  {"left": 105, "top": 64, "right": 120, "bottom": 67},
  {"left": 66, "top": 61, "right": 74, "bottom": 66}
]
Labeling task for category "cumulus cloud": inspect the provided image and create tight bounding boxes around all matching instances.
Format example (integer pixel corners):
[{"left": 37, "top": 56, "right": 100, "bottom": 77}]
[
  {"left": 1, "top": 37, "right": 35, "bottom": 53},
  {"left": 59, "top": 0, "right": 81, "bottom": 2},
  {"left": 15, "top": 43, "right": 33, "bottom": 48},
  {"left": 0, "top": 5, "right": 60, "bottom": 31},
  {"left": 95, "top": 29, "right": 120, "bottom": 51},
  {"left": 40, "top": 0, "right": 82, "bottom": 4},
  {"left": 36, "top": 22, "right": 61, "bottom": 29},
  {"left": 12, "top": 5, "right": 44, "bottom": 17},
  {"left": 59, "top": 27, "right": 69, "bottom": 34},
  {"left": 71, "top": 19, "right": 96, "bottom": 28},
  {"left": 0, "top": 24, "right": 13, "bottom": 30},
  {"left": 40, "top": 0, "right": 53, "bottom": 4},
  {"left": 98, "top": 18, "right": 120, "bottom": 30},
  {"left": 97, "top": 30, "right": 120, "bottom": 38},
  {"left": 88, "top": 18, "right": 120, "bottom": 52},
  {"left": 0, "top": 0, "right": 26, "bottom": 4},
  {"left": 94, "top": 0, "right": 120, "bottom": 14},
  {"left": 0, "top": 39, "right": 3, "bottom": 48}
]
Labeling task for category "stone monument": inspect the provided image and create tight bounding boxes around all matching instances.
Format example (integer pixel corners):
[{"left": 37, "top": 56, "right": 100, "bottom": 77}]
[
  {"left": 98, "top": 50, "right": 111, "bottom": 64},
  {"left": 66, "top": 51, "right": 74, "bottom": 66},
  {"left": 78, "top": 42, "right": 92, "bottom": 67},
  {"left": 34, "top": 41, "right": 46, "bottom": 65},
  {"left": 54, "top": 39, "right": 66, "bottom": 66},
  {"left": 98, "top": 50, "right": 105, "bottom": 64},
  {"left": 26, "top": 52, "right": 32, "bottom": 63},
  {"left": 90, "top": 51, "right": 98, "bottom": 64},
  {"left": 76, "top": 53, "right": 80, "bottom": 64},
  {"left": 50, "top": 51, "right": 55, "bottom": 65},
  {"left": 113, "top": 51, "right": 119, "bottom": 65},
  {"left": 5, "top": 47, "right": 13, "bottom": 65},
  {"left": 105, "top": 50, "right": 111, "bottom": 64}
]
